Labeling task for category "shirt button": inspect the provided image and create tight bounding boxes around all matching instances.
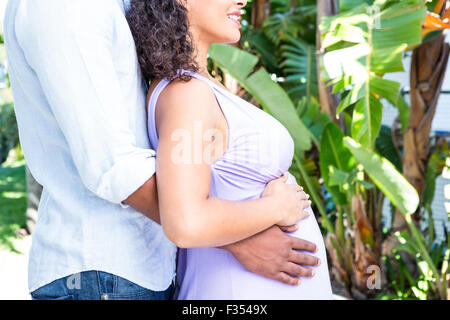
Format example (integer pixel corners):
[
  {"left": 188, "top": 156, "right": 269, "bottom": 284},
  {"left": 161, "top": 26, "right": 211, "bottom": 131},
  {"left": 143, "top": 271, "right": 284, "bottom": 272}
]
[{"left": 101, "top": 294, "right": 109, "bottom": 300}]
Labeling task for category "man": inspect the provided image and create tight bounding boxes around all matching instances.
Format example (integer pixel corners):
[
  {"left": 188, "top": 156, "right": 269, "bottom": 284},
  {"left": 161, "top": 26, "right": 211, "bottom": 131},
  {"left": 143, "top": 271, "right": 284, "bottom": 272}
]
[{"left": 4, "top": 0, "right": 319, "bottom": 300}]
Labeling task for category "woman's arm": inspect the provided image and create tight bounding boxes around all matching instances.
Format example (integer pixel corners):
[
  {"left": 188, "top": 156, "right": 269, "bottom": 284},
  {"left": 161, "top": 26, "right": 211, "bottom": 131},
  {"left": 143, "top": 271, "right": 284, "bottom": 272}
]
[{"left": 155, "top": 78, "right": 308, "bottom": 248}]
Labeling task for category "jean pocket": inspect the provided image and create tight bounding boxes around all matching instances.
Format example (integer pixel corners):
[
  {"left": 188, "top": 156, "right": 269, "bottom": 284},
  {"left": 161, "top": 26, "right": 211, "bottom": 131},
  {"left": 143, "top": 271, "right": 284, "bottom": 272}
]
[
  {"left": 102, "top": 285, "right": 172, "bottom": 300},
  {"left": 101, "top": 290, "right": 157, "bottom": 300},
  {"left": 32, "top": 294, "right": 75, "bottom": 300}
]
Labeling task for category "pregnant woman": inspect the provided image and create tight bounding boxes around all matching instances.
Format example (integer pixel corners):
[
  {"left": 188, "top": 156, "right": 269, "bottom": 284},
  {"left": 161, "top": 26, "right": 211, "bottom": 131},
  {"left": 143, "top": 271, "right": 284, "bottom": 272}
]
[{"left": 127, "top": 0, "right": 332, "bottom": 299}]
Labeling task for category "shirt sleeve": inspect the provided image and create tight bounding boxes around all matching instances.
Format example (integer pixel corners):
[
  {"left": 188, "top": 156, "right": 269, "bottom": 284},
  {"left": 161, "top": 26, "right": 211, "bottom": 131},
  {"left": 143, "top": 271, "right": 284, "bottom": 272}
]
[{"left": 15, "top": 0, "right": 155, "bottom": 204}]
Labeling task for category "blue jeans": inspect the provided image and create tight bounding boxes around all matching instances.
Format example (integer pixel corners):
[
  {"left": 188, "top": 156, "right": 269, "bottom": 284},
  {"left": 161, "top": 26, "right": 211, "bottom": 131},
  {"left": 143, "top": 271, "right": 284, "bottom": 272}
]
[{"left": 31, "top": 270, "right": 174, "bottom": 300}]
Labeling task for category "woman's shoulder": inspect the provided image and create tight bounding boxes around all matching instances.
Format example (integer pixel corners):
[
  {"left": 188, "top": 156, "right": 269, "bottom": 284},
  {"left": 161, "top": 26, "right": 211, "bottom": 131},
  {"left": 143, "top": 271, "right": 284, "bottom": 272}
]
[
  {"left": 163, "top": 76, "right": 215, "bottom": 98},
  {"left": 154, "top": 76, "right": 220, "bottom": 125}
]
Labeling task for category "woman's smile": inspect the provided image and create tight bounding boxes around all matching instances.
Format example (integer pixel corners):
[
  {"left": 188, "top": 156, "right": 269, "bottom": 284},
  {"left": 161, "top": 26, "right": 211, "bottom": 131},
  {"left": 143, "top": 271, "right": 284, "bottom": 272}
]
[
  {"left": 227, "top": 11, "right": 242, "bottom": 28},
  {"left": 185, "top": 0, "right": 247, "bottom": 45}
]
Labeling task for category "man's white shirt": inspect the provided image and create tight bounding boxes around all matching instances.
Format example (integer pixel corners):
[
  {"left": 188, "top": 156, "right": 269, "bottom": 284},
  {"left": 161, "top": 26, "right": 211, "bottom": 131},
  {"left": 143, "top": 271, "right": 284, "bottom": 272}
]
[{"left": 4, "top": 0, "right": 177, "bottom": 292}]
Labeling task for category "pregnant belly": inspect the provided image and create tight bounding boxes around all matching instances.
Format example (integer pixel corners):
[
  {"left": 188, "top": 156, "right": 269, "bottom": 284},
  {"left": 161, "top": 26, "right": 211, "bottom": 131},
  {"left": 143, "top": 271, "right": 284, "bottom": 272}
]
[
  {"left": 175, "top": 173, "right": 333, "bottom": 300},
  {"left": 176, "top": 207, "right": 333, "bottom": 300}
]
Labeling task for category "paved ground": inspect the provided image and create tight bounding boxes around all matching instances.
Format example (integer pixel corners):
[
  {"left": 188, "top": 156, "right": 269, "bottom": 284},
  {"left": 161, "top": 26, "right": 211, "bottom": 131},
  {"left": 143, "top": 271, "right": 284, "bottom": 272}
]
[{"left": 0, "top": 235, "right": 31, "bottom": 300}]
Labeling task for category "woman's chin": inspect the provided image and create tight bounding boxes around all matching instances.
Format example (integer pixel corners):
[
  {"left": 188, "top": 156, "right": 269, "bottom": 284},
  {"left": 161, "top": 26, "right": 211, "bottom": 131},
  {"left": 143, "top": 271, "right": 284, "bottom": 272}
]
[{"left": 214, "top": 35, "right": 241, "bottom": 45}]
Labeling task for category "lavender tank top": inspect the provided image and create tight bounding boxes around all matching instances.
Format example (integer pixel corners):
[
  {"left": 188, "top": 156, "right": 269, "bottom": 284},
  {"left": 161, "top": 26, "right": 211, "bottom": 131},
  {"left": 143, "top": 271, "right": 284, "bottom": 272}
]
[{"left": 147, "top": 69, "right": 333, "bottom": 299}]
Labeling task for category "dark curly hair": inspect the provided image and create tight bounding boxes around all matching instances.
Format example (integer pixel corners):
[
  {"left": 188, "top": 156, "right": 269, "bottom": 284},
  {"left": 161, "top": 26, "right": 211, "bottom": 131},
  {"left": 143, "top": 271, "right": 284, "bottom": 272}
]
[{"left": 126, "top": 0, "right": 199, "bottom": 83}]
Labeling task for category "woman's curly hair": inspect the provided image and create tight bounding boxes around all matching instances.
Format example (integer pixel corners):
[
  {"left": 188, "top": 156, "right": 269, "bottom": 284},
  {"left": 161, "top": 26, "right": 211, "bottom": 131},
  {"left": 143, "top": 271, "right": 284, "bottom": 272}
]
[{"left": 126, "top": 0, "right": 199, "bottom": 82}]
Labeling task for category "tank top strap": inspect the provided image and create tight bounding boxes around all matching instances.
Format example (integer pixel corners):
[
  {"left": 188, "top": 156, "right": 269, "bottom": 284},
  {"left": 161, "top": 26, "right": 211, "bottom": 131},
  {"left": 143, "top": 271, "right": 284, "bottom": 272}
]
[
  {"left": 179, "top": 69, "right": 223, "bottom": 91},
  {"left": 147, "top": 77, "right": 171, "bottom": 150}
]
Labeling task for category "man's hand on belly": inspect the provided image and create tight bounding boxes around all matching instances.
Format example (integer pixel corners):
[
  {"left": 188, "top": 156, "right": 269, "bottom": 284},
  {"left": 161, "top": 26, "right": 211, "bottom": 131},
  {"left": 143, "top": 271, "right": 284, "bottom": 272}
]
[{"left": 220, "top": 225, "right": 321, "bottom": 285}]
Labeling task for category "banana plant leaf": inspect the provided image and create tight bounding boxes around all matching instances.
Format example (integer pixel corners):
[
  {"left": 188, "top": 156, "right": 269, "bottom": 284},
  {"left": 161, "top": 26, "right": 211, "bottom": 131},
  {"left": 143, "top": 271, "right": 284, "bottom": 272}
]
[
  {"left": 375, "top": 125, "right": 402, "bottom": 171},
  {"left": 296, "top": 97, "right": 331, "bottom": 146},
  {"left": 343, "top": 137, "right": 419, "bottom": 215},
  {"left": 339, "top": 0, "right": 372, "bottom": 12},
  {"left": 351, "top": 92, "right": 383, "bottom": 148},
  {"left": 320, "top": 122, "right": 356, "bottom": 205}
]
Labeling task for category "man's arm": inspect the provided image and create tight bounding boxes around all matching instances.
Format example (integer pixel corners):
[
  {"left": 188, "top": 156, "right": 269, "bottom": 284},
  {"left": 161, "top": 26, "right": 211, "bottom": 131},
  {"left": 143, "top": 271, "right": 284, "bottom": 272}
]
[
  {"left": 222, "top": 226, "right": 320, "bottom": 285},
  {"left": 17, "top": 0, "right": 158, "bottom": 218},
  {"left": 124, "top": 175, "right": 160, "bottom": 223}
]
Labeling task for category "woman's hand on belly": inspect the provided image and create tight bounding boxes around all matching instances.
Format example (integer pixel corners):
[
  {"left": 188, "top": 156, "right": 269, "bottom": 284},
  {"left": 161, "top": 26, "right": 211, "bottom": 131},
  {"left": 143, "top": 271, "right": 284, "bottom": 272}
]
[{"left": 261, "top": 173, "right": 312, "bottom": 227}]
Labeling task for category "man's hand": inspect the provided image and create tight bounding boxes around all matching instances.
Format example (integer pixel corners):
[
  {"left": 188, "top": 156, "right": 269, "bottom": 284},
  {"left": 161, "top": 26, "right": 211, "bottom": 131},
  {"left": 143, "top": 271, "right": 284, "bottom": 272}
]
[{"left": 222, "top": 225, "right": 320, "bottom": 285}]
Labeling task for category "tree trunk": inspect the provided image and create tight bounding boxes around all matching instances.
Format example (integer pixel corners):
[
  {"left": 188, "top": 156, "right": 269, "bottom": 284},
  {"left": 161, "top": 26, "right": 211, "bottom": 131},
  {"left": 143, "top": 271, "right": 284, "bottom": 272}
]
[
  {"left": 393, "top": 33, "right": 450, "bottom": 231},
  {"left": 316, "top": 0, "right": 341, "bottom": 125},
  {"left": 251, "top": 0, "right": 271, "bottom": 29},
  {"left": 290, "top": 0, "right": 299, "bottom": 10}
]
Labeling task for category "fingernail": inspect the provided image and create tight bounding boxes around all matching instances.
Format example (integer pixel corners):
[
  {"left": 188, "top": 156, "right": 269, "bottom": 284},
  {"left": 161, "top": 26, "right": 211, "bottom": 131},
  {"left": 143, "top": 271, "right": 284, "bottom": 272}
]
[
  {"left": 297, "top": 279, "right": 301, "bottom": 286},
  {"left": 317, "top": 259, "right": 321, "bottom": 266},
  {"left": 311, "top": 270, "right": 315, "bottom": 277}
]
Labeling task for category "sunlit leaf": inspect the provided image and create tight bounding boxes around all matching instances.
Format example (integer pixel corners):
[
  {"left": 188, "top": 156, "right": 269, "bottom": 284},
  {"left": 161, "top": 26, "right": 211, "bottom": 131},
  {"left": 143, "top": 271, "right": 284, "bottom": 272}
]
[
  {"left": 351, "top": 92, "right": 382, "bottom": 148},
  {"left": 369, "top": 75, "right": 401, "bottom": 105},
  {"left": 336, "top": 82, "right": 365, "bottom": 114}
]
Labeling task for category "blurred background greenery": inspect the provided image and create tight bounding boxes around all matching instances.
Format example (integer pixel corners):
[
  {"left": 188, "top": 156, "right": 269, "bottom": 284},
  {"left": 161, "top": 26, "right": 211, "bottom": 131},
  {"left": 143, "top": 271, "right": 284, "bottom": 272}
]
[
  {"left": 1, "top": 0, "right": 449, "bottom": 300},
  {"left": 0, "top": 0, "right": 26, "bottom": 254}
]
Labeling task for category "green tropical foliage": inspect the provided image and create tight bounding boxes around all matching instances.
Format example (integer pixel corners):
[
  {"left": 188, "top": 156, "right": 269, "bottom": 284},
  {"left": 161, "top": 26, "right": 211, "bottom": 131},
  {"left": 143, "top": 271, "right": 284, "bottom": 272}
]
[
  {"left": 210, "top": 0, "right": 450, "bottom": 299},
  {"left": 320, "top": 0, "right": 426, "bottom": 148},
  {"left": 0, "top": 103, "right": 19, "bottom": 164},
  {"left": 0, "top": 22, "right": 18, "bottom": 164},
  {"left": 241, "top": 0, "right": 318, "bottom": 105},
  {"left": 280, "top": 34, "right": 318, "bottom": 104}
]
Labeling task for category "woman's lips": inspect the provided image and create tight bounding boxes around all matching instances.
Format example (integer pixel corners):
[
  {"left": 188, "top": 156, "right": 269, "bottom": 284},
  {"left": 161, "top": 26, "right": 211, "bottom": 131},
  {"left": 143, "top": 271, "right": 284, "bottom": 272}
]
[{"left": 227, "top": 13, "right": 241, "bottom": 27}]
